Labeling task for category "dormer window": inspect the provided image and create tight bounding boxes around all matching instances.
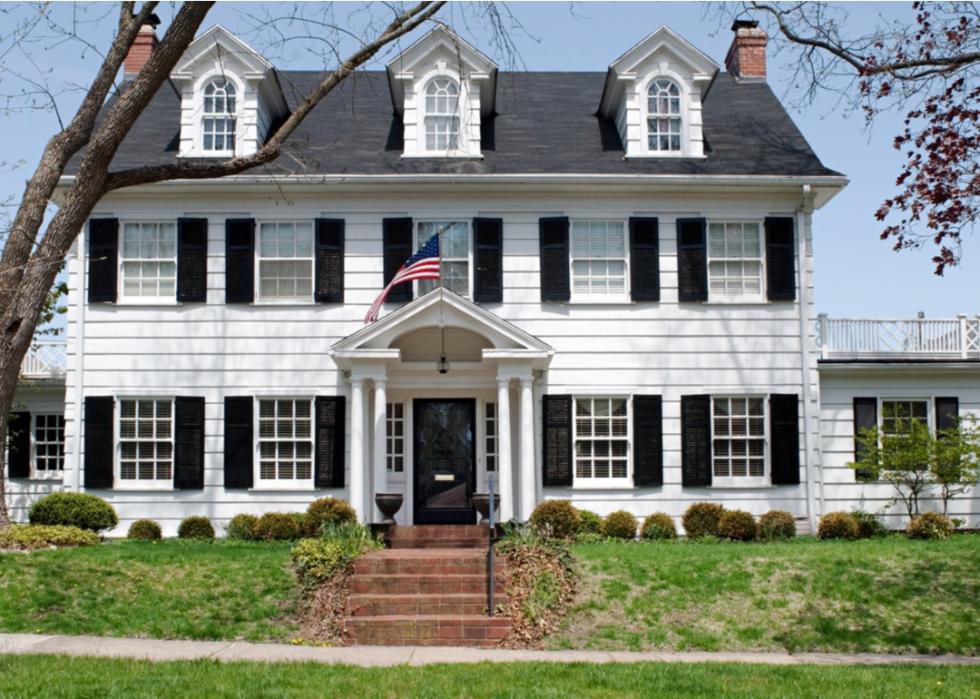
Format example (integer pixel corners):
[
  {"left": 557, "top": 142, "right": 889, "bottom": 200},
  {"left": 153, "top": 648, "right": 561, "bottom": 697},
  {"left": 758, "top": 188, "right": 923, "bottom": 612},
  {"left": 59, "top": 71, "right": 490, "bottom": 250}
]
[
  {"left": 424, "top": 77, "right": 460, "bottom": 152},
  {"left": 647, "top": 79, "right": 682, "bottom": 152},
  {"left": 202, "top": 78, "right": 237, "bottom": 153}
]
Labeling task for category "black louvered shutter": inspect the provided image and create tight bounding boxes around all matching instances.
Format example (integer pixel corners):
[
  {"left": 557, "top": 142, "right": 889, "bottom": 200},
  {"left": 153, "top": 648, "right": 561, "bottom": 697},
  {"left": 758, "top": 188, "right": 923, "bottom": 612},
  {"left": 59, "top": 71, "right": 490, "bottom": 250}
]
[
  {"left": 632, "top": 395, "right": 663, "bottom": 487},
  {"left": 629, "top": 217, "right": 660, "bottom": 302},
  {"left": 542, "top": 394, "right": 572, "bottom": 486},
  {"left": 935, "top": 397, "right": 959, "bottom": 432},
  {"left": 174, "top": 396, "right": 205, "bottom": 490},
  {"left": 224, "top": 397, "right": 253, "bottom": 489},
  {"left": 177, "top": 218, "right": 208, "bottom": 303},
  {"left": 539, "top": 217, "right": 570, "bottom": 302},
  {"left": 7, "top": 411, "right": 31, "bottom": 479},
  {"left": 677, "top": 218, "right": 707, "bottom": 302},
  {"left": 88, "top": 218, "right": 118, "bottom": 303},
  {"left": 315, "top": 396, "right": 346, "bottom": 488},
  {"left": 383, "top": 218, "right": 413, "bottom": 303},
  {"left": 681, "top": 395, "right": 711, "bottom": 486},
  {"left": 853, "top": 397, "right": 877, "bottom": 482},
  {"left": 765, "top": 217, "right": 796, "bottom": 302},
  {"left": 84, "top": 396, "right": 114, "bottom": 489},
  {"left": 473, "top": 217, "right": 503, "bottom": 303},
  {"left": 225, "top": 218, "right": 255, "bottom": 303},
  {"left": 315, "top": 219, "right": 344, "bottom": 304},
  {"left": 769, "top": 394, "right": 800, "bottom": 485}
]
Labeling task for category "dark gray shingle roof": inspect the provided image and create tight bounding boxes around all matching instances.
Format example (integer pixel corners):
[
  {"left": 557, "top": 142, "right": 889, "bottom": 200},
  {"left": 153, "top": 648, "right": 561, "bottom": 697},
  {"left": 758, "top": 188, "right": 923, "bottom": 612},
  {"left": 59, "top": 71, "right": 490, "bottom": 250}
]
[{"left": 73, "top": 71, "right": 842, "bottom": 178}]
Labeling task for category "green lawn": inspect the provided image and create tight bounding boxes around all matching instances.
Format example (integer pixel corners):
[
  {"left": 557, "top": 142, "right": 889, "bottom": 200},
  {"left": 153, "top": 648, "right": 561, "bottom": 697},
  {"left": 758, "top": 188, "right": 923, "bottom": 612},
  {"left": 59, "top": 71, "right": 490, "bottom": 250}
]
[
  {"left": 0, "top": 540, "right": 297, "bottom": 641},
  {"left": 550, "top": 535, "right": 980, "bottom": 654},
  {"left": 0, "top": 655, "right": 976, "bottom": 699}
]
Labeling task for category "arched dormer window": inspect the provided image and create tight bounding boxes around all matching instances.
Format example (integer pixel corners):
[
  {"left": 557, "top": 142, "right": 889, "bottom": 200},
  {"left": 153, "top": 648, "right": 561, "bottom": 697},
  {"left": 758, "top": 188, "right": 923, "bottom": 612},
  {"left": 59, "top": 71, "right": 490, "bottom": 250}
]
[
  {"left": 423, "top": 77, "right": 460, "bottom": 152},
  {"left": 646, "top": 79, "right": 682, "bottom": 152},
  {"left": 202, "top": 77, "right": 237, "bottom": 152}
]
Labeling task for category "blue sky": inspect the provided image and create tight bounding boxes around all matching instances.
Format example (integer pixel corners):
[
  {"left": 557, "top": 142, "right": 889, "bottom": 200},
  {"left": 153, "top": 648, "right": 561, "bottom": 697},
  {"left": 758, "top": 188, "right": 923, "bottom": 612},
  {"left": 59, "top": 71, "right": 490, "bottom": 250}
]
[{"left": 1, "top": 1, "right": 975, "bottom": 318}]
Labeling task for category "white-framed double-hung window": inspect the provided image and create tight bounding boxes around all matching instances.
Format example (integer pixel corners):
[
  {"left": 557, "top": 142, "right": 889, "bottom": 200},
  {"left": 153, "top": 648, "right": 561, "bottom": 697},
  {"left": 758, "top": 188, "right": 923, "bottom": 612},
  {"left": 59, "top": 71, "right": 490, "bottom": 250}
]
[
  {"left": 646, "top": 78, "right": 682, "bottom": 153},
  {"left": 712, "top": 396, "right": 767, "bottom": 486},
  {"left": 570, "top": 220, "right": 628, "bottom": 301},
  {"left": 119, "top": 222, "right": 177, "bottom": 301},
  {"left": 707, "top": 221, "right": 764, "bottom": 301},
  {"left": 257, "top": 222, "right": 314, "bottom": 301},
  {"left": 257, "top": 398, "right": 313, "bottom": 487},
  {"left": 118, "top": 399, "right": 173, "bottom": 488},
  {"left": 574, "top": 397, "right": 630, "bottom": 486},
  {"left": 880, "top": 399, "right": 930, "bottom": 436},
  {"left": 417, "top": 220, "right": 470, "bottom": 298},
  {"left": 423, "top": 77, "right": 460, "bottom": 152},
  {"left": 202, "top": 77, "right": 237, "bottom": 154},
  {"left": 33, "top": 413, "right": 65, "bottom": 478}
]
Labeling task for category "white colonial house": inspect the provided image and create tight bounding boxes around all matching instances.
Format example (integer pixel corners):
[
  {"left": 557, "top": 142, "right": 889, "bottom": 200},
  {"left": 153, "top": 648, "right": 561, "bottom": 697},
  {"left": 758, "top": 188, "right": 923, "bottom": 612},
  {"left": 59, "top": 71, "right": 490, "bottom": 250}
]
[{"left": 7, "top": 21, "right": 980, "bottom": 535}]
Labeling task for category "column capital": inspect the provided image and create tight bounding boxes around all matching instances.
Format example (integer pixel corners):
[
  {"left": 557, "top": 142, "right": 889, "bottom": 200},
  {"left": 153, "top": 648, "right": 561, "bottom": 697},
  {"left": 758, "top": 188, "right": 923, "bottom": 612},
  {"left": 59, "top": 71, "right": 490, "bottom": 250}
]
[
  {"left": 496, "top": 376, "right": 513, "bottom": 389},
  {"left": 519, "top": 376, "right": 535, "bottom": 388},
  {"left": 373, "top": 376, "right": 387, "bottom": 390},
  {"left": 350, "top": 376, "right": 365, "bottom": 388}
]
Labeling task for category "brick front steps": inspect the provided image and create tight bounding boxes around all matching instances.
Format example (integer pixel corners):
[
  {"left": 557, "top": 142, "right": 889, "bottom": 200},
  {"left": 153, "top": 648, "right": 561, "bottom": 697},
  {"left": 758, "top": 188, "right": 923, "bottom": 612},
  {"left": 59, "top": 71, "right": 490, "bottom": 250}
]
[{"left": 344, "top": 526, "right": 512, "bottom": 647}]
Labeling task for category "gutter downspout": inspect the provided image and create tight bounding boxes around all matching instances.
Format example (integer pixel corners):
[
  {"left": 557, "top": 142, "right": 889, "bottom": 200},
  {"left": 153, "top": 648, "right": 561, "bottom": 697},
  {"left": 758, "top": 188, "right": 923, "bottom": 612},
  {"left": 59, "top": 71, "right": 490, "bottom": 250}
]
[
  {"left": 797, "top": 185, "right": 819, "bottom": 531},
  {"left": 71, "top": 233, "right": 86, "bottom": 493}
]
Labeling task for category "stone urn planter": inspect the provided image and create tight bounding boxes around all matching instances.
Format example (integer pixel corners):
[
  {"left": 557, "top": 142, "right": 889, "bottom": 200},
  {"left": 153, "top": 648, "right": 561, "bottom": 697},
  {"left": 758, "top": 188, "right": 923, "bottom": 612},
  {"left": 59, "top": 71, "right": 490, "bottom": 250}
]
[
  {"left": 374, "top": 493, "right": 404, "bottom": 525},
  {"left": 470, "top": 493, "right": 500, "bottom": 524}
]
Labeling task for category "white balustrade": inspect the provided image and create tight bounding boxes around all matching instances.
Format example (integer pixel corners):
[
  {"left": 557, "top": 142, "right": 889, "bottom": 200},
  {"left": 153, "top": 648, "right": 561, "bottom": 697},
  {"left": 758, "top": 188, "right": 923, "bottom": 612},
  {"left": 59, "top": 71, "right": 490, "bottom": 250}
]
[
  {"left": 19, "top": 341, "right": 67, "bottom": 378},
  {"left": 816, "top": 315, "right": 980, "bottom": 359}
]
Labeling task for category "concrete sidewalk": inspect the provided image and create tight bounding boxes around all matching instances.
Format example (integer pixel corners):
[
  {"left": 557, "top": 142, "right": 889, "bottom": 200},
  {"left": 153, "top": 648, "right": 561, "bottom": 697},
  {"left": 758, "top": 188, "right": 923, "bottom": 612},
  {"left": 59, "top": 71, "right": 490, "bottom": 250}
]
[{"left": 0, "top": 633, "right": 977, "bottom": 667}]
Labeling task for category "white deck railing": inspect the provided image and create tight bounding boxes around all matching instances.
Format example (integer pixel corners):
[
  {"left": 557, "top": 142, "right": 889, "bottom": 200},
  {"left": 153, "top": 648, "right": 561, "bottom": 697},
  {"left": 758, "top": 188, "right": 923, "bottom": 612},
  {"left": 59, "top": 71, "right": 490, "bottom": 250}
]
[
  {"left": 20, "top": 341, "right": 67, "bottom": 379},
  {"left": 816, "top": 315, "right": 980, "bottom": 360}
]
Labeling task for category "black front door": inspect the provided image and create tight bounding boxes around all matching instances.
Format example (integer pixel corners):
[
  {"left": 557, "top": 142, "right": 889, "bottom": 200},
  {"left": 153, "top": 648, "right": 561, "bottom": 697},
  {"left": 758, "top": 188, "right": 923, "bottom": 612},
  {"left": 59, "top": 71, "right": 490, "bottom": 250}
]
[{"left": 413, "top": 399, "right": 476, "bottom": 524}]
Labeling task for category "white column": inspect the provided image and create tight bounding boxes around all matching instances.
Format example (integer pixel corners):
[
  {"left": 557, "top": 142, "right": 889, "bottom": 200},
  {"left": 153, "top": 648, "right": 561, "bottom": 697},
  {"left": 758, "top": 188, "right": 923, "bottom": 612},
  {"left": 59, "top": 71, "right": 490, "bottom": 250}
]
[
  {"left": 497, "top": 378, "right": 514, "bottom": 522},
  {"left": 349, "top": 378, "right": 365, "bottom": 523},
  {"left": 519, "top": 377, "right": 536, "bottom": 521},
  {"left": 372, "top": 377, "right": 388, "bottom": 522}
]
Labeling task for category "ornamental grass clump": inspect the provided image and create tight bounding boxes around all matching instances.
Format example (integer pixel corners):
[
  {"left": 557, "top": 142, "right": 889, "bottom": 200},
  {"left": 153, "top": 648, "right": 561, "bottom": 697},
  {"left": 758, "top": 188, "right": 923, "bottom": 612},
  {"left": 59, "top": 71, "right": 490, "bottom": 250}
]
[
  {"left": 28, "top": 492, "right": 118, "bottom": 532},
  {"left": 127, "top": 519, "right": 162, "bottom": 541},
  {"left": 907, "top": 512, "right": 955, "bottom": 540},
  {"left": 291, "top": 522, "right": 380, "bottom": 586},
  {"left": 530, "top": 500, "right": 582, "bottom": 540},
  {"left": 640, "top": 512, "right": 677, "bottom": 540},
  {"left": 254, "top": 512, "right": 302, "bottom": 541},
  {"left": 817, "top": 511, "right": 859, "bottom": 540},
  {"left": 306, "top": 497, "right": 357, "bottom": 536},
  {"left": 717, "top": 510, "right": 757, "bottom": 541},
  {"left": 682, "top": 502, "right": 725, "bottom": 539},
  {"left": 0, "top": 524, "right": 100, "bottom": 551},
  {"left": 177, "top": 516, "right": 215, "bottom": 540},
  {"left": 756, "top": 510, "right": 796, "bottom": 541},
  {"left": 225, "top": 513, "right": 259, "bottom": 540},
  {"left": 602, "top": 511, "right": 638, "bottom": 540}
]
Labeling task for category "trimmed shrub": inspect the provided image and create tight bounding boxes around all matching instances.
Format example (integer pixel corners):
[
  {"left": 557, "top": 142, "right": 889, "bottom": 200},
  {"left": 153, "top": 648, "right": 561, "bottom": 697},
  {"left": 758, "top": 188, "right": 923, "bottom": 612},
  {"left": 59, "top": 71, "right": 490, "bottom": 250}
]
[
  {"left": 177, "top": 516, "right": 215, "bottom": 540},
  {"left": 757, "top": 510, "right": 796, "bottom": 541},
  {"left": 0, "top": 524, "right": 100, "bottom": 551},
  {"left": 717, "top": 510, "right": 757, "bottom": 541},
  {"left": 127, "top": 519, "right": 162, "bottom": 541},
  {"left": 907, "top": 512, "right": 954, "bottom": 540},
  {"left": 852, "top": 510, "right": 887, "bottom": 539},
  {"left": 291, "top": 539, "right": 347, "bottom": 585},
  {"left": 682, "top": 502, "right": 725, "bottom": 539},
  {"left": 577, "top": 510, "right": 603, "bottom": 536},
  {"left": 306, "top": 497, "right": 357, "bottom": 535},
  {"left": 640, "top": 512, "right": 677, "bottom": 540},
  {"left": 291, "top": 512, "right": 315, "bottom": 537},
  {"left": 530, "top": 500, "right": 582, "bottom": 540},
  {"left": 225, "top": 513, "right": 259, "bottom": 541},
  {"left": 818, "top": 511, "right": 859, "bottom": 540},
  {"left": 254, "top": 512, "right": 302, "bottom": 541},
  {"left": 28, "top": 492, "right": 118, "bottom": 532},
  {"left": 602, "top": 511, "right": 638, "bottom": 540}
]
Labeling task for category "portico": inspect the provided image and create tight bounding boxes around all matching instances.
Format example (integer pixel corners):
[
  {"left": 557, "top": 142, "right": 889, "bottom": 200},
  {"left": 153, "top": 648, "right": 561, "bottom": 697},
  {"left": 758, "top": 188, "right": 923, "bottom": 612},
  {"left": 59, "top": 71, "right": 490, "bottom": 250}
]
[{"left": 330, "top": 289, "right": 553, "bottom": 525}]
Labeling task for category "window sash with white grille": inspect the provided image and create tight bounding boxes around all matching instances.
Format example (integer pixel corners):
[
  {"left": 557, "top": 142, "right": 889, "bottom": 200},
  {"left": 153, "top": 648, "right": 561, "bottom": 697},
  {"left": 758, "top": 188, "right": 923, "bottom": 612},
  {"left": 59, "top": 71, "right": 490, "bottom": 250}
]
[
  {"left": 33, "top": 413, "right": 65, "bottom": 474},
  {"left": 424, "top": 77, "right": 460, "bottom": 151},
  {"left": 881, "top": 399, "right": 929, "bottom": 436},
  {"left": 119, "top": 399, "right": 173, "bottom": 484},
  {"left": 120, "top": 222, "right": 177, "bottom": 300},
  {"left": 386, "top": 402, "right": 405, "bottom": 474},
  {"left": 707, "top": 221, "right": 764, "bottom": 300},
  {"left": 257, "top": 222, "right": 314, "bottom": 301},
  {"left": 258, "top": 399, "right": 313, "bottom": 484},
  {"left": 570, "top": 220, "right": 628, "bottom": 299},
  {"left": 417, "top": 221, "right": 471, "bottom": 298},
  {"left": 485, "top": 402, "right": 497, "bottom": 472},
  {"left": 202, "top": 79, "right": 236, "bottom": 152},
  {"left": 647, "top": 79, "right": 682, "bottom": 152},
  {"left": 712, "top": 396, "right": 766, "bottom": 484},
  {"left": 574, "top": 397, "right": 630, "bottom": 484}
]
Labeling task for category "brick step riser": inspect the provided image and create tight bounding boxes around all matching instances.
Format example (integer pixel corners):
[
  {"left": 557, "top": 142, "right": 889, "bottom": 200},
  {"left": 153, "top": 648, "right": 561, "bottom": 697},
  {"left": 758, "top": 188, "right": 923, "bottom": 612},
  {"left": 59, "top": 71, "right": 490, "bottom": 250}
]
[
  {"left": 389, "top": 539, "right": 487, "bottom": 549},
  {"left": 345, "top": 636, "right": 503, "bottom": 648},
  {"left": 353, "top": 560, "right": 497, "bottom": 576},
  {"left": 350, "top": 578, "right": 506, "bottom": 595},
  {"left": 389, "top": 526, "right": 488, "bottom": 537},
  {"left": 349, "top": 599, "right": 507, "bottom": 617},
  {"left": 346, "top": 620, "right": 511, "bottom": 645}
]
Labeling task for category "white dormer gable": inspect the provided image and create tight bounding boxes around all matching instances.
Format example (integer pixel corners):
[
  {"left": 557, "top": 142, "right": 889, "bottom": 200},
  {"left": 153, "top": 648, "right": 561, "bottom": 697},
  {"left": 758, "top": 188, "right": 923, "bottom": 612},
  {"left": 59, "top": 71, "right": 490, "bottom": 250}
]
[
  {"left": 386, "top": 26, "right": 497, "bottom": 159},
  {"left": 170, "top": 26, "right": 288, "bottom": 159},
  {"left": 599, "top": 27, "right": 719, "bottom": 159}
]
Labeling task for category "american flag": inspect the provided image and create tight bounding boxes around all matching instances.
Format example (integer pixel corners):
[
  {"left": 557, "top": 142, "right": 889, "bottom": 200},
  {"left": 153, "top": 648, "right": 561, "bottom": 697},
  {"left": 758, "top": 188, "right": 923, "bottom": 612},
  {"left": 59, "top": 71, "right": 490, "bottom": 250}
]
[{"left": 364, "top": 234, "right": 440, "bottom": 323}]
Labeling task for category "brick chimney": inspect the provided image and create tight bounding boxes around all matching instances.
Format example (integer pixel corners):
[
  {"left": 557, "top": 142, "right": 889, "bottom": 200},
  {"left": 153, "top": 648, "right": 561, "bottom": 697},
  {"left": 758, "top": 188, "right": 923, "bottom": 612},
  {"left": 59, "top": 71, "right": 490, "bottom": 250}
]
[
  {"left": 124, "top": 14, "right": 161, "bottom": 79},
  {"left": 725, "top": 19, "right": 767, "bottom": 79}
]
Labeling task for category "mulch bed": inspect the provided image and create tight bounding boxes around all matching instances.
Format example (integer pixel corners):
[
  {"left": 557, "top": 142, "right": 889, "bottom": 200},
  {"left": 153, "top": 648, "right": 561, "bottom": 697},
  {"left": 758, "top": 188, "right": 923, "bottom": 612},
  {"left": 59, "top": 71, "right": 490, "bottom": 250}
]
[
  {"left": 293, "top": 567, "right": 352, "bottom": 645},
  {"left": 498, "top": 543, "right": 576, "bottom": 648}
]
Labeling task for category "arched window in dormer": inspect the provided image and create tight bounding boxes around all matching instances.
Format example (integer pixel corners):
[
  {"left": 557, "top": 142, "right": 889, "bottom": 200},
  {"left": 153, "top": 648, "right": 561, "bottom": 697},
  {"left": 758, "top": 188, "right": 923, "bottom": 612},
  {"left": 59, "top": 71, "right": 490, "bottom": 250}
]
[
  {"left": 647, "top": 79, "right": 682, "bottom": 152},
  {"left": 202, "top": 78, "right": 237, "bottom": 152},
  {"left": 424, "top": 77, "right": 460, "bottom": 152}
]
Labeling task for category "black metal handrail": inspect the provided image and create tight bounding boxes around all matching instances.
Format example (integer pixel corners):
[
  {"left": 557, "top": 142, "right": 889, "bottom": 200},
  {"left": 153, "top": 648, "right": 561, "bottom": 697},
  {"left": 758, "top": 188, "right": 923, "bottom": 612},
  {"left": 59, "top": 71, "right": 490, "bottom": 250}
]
[{"left": 487, "top": 472, "right": 496, "bottom": 617}]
